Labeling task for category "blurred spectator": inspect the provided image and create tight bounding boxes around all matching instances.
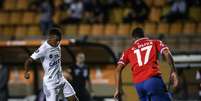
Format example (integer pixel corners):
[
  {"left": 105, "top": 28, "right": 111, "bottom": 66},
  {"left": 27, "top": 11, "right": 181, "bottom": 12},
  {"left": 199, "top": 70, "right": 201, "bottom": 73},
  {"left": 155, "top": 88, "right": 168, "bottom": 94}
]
[
  {"left": 175, "top": 69, "right": 189, "bottom": 99},
  {"left": 65, "top": 0, "right": 73, "bottom": 4},
  {"left": 185, "top": 0, "right": 201, "bottom": 6},
  {"left": 108, "top": 0, "right": 124, "bottom": 8},
  {"left": 83, "top": 0, "right": 106, "bottom": 23},
  {"left": 69, "top": 53, "right": 93, "bottom": 101},
  {"left": 29, "top": 0, "right": 45, "bottom": 10},
  {"left": 167, "top": 0, "right": 174, "bottom": 5},
  {"left": 39, "top": 0, "right": 54, "bottom": 36},
  {"left": 60, "top": 0, "right": 73, "bottom": 10},
  {"left": 60, "top": 0, "right": 84, "bottom": 24},
  {"left": 0, "top": 0, "right": 4, "bottom": 9},
  {"left": 161, "top": 0, "right": 187, "bottom": 22},
  {"left": 0, "top": 64, "right": 9, "bottom": 101},
  {"left": 123, "top": 0, "right": 149, "bottom": 23}
]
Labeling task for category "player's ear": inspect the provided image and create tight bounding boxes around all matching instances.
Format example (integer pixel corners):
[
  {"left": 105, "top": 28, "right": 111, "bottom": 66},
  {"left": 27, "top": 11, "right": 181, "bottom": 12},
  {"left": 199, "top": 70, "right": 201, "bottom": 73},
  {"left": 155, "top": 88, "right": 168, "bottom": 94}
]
[{"left": 161, "top": 49, "right": 172, "bottom": 60}]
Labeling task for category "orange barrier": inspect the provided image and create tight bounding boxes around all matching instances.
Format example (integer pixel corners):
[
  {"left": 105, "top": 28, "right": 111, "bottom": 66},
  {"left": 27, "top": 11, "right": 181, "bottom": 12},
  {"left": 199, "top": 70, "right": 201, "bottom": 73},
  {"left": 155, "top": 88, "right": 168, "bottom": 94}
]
[{"left": 0, "top": 39, "right": 71, "bottom": 47}]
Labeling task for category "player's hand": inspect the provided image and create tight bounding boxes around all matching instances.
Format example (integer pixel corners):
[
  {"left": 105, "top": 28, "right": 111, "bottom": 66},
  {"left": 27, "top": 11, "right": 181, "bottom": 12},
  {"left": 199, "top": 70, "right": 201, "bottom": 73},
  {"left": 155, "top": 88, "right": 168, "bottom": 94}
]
[
  {"left": 114, "top": 90, "right": 123, "bottom": 101},
  {"left": 69, "top": 38, "right": 76, "bottom": 44},
  {"left": 24, "top": 72, "right": 30, "bottom": 79},
  {"left": 170, "top": 71, "right": 178, "bottom": 88}
]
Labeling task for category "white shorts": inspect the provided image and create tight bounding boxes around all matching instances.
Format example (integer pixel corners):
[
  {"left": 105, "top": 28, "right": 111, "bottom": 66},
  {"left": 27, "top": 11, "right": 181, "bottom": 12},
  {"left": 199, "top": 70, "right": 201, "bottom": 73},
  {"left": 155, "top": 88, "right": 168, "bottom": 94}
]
[{"left": 43, "top": 79, "right": 76, "bottom": 101}]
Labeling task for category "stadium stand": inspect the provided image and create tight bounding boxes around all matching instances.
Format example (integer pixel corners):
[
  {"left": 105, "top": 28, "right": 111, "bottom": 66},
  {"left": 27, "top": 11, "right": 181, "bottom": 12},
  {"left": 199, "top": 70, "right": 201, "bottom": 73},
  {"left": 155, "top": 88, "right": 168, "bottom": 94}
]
[
  {"left": 109, "top": 8, "right": 123, "bottom": 24},
  {"left": 144, "top": 22, "right": 157, "bottom": 35},
  {"left": 197, "top": 23, "right": 201, "bottom": 34},
  {"left": 157, "top": 22, "right": 169, "bottom": 34},
  {"left": 22, "top": 11, "right": 36, "bottom": 25},
  {"left": 16, "top": 0, "right": 28, "bottom": 10},
  {"left": 144, "top": 0, "right": 153, "bottom": 7},
  {"left": 117, "top": 24, "right": 131, "bottom": 36},
  {"left": 104, "top": 24, "right": 117, "bottom": 36},
  {"left": 152, "top": 0, "right": 165, "bottom": 7},
  {"left": 53, "top": 11, "right": 62, "bottom": 24},
  {"left": 0, "top": 0, "right": 200, "bottom": 39},
  {"left": 78, "top": 24, "right": 91, "bottom": 36},
  {"left": 189, "top": 6, "right": 201, "bottom": 22},
  {"left": 183, "top": 22, "right": 196, "bottom": 35},
  {"left": 91, "top": 24, "right": 104, "bottom": 36},
  {"left": 4, "top": 0, "right": 16, "bottom": 10},
  {"left": 27, "top": 25, "right": 41, "bottom": 36},
  {"left": 2, "top": 26, "right": 14, "bottom": 38},
  {"left": 0, "top": 11, "right": 9, "bottom": 25},
  {"left": 149, "top": 7, "right": 161, "bottom": 22},
  {"left": 10, "top": 11, "right": 22, "bottom": 25},
  {"left": 169, "top": 22, "right": 183, "bottom": 35},
  {"left": 15, "top": 26, "right": 27, "bottom": 39},
  {"left": 63, "top": 24, "right": 78, "bottom": 36}
]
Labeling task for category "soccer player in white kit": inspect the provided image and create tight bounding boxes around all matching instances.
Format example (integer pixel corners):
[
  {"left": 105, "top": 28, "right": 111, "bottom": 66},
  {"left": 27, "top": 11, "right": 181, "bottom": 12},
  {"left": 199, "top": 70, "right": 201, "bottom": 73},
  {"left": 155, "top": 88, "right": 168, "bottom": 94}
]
[{"left": 24, "top": 28, "right": 79, "bottom": 101}]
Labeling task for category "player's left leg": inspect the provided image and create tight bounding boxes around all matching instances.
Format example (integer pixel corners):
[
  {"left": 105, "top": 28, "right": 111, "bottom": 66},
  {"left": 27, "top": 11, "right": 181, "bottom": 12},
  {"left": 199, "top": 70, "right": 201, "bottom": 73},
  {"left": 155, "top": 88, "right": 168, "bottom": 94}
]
[
  {"left": 62, "top": 79, "right": 79, "bottom": 101},
  {"left": 144, "top": 76, "right": 171, "bottom": 101},
  {"left": 149, "top": 93, "right": 171, "bottom": 101}
]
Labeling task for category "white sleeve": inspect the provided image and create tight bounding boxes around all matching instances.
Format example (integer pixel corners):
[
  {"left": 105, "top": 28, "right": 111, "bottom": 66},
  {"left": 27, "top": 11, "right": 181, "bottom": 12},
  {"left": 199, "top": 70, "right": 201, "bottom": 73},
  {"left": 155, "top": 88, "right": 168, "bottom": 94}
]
[{"left": 30, "top": 45, "right": 46, "bottom": 60}]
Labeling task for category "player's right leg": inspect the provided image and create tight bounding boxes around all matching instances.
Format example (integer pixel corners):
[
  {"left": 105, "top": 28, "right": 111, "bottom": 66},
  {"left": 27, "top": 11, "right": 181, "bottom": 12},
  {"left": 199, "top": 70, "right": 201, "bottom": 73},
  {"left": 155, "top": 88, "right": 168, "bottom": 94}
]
[
  {"left": 62, "top": 79, "right": 79, "bottom": 101},
  {"left": 134, "top": 83, "right": 148, "bottom": 101},
  {"left": 46, "top": 90, "right": 59, "bottom": 101},
  {"left": 43, "top": 84, "right": 59, "bottom": 101}
]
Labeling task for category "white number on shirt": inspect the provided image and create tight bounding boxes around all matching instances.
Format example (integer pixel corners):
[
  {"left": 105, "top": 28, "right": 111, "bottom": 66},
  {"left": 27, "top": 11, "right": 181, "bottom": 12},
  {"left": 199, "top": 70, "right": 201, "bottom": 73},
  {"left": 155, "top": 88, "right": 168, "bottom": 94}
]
[{"left": 134, "top": 45, "right": 152, "bottom": 66}]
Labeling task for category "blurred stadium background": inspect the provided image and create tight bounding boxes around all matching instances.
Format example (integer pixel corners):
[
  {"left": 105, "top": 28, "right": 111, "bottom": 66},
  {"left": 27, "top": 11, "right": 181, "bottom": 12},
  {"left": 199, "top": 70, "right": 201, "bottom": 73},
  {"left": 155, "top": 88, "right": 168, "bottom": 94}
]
[{"left": 0, "top": 0, "right": 201, "bottom": 101}]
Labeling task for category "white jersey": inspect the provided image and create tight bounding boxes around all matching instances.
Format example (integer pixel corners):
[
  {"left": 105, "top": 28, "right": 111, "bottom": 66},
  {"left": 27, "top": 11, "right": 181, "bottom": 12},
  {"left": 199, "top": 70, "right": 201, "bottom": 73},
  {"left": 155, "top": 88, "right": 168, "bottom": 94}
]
[
  {"left": 31, "top": 41, "right": 76, "bottom": 100},
  {"left": 31, "top": 41, "right": 64, "bottom": 89}
]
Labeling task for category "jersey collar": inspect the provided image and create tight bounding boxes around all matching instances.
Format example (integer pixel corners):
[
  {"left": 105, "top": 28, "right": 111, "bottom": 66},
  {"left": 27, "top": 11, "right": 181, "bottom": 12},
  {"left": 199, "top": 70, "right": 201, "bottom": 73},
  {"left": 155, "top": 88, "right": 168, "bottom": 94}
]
[{"left": 134, "top": 37, "right": 149, "bottom": 44}]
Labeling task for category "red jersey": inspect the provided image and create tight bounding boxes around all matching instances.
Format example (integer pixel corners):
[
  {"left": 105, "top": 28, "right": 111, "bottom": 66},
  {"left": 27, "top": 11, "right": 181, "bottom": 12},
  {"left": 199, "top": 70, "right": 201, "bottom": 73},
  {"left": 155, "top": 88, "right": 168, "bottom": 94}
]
[{"left": 118, "top": 38, "right": 169, "bottom": 83}]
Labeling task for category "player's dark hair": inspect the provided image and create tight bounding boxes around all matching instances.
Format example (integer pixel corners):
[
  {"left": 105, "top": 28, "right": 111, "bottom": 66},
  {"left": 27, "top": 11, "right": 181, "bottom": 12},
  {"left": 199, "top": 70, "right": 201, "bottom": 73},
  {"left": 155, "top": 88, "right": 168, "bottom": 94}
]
[
  {"left": 48, "top": 28, "right": 62, "bottom": 40},
  {"left": 131, "top": 27, "right": 145, "bottom": 38}
]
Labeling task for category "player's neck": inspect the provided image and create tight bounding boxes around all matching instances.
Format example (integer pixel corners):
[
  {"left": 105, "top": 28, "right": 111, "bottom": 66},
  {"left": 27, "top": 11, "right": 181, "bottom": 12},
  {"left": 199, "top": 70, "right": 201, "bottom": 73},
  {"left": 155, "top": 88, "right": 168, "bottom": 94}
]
[
  {"left": 76, "top": 62, "right": 84, "bottom": 67},
  {"left": 134, "top": 37, "right": 148, "bottom": 43},
  {"left": 47, "top": 40, "right": 58, "bottom": 47}
]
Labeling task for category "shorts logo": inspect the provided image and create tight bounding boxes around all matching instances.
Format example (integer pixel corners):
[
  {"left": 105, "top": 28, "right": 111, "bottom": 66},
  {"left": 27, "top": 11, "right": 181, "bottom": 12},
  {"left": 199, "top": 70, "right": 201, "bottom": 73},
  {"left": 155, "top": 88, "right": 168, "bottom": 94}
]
[{"left": 49, "top": 54, "right": 53, "bottom": 59}]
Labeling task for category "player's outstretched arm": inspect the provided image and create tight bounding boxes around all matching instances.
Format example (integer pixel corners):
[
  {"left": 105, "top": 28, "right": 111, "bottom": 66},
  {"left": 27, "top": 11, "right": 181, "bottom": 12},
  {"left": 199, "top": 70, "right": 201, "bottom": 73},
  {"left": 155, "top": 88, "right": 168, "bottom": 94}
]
[
  {"left": 114, "top": 64, "right": 125, "bottom": 100},
  {"left": 24, "top": 57, "right": 34, "bottom": 79},
  {"left": 162, "top": 49, "right": 179, "bottom": 88}
]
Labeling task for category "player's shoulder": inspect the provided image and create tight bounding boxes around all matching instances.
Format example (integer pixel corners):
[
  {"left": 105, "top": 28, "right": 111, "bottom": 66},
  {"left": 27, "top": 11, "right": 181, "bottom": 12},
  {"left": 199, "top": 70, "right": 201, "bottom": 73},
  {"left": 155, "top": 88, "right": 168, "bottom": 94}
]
[
  {"left": 38, "top": 41, "right": 49, "bottom": 50},
  {"left": 123, "top": 46, "right": 134, "bottom": 53}
]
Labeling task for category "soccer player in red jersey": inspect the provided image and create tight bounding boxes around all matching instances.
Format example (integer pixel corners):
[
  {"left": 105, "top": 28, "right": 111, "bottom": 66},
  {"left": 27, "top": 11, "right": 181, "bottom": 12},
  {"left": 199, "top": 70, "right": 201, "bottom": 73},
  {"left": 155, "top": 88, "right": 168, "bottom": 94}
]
[{"left": 114, "top": 27, "right": 178, "bottom": 101}]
